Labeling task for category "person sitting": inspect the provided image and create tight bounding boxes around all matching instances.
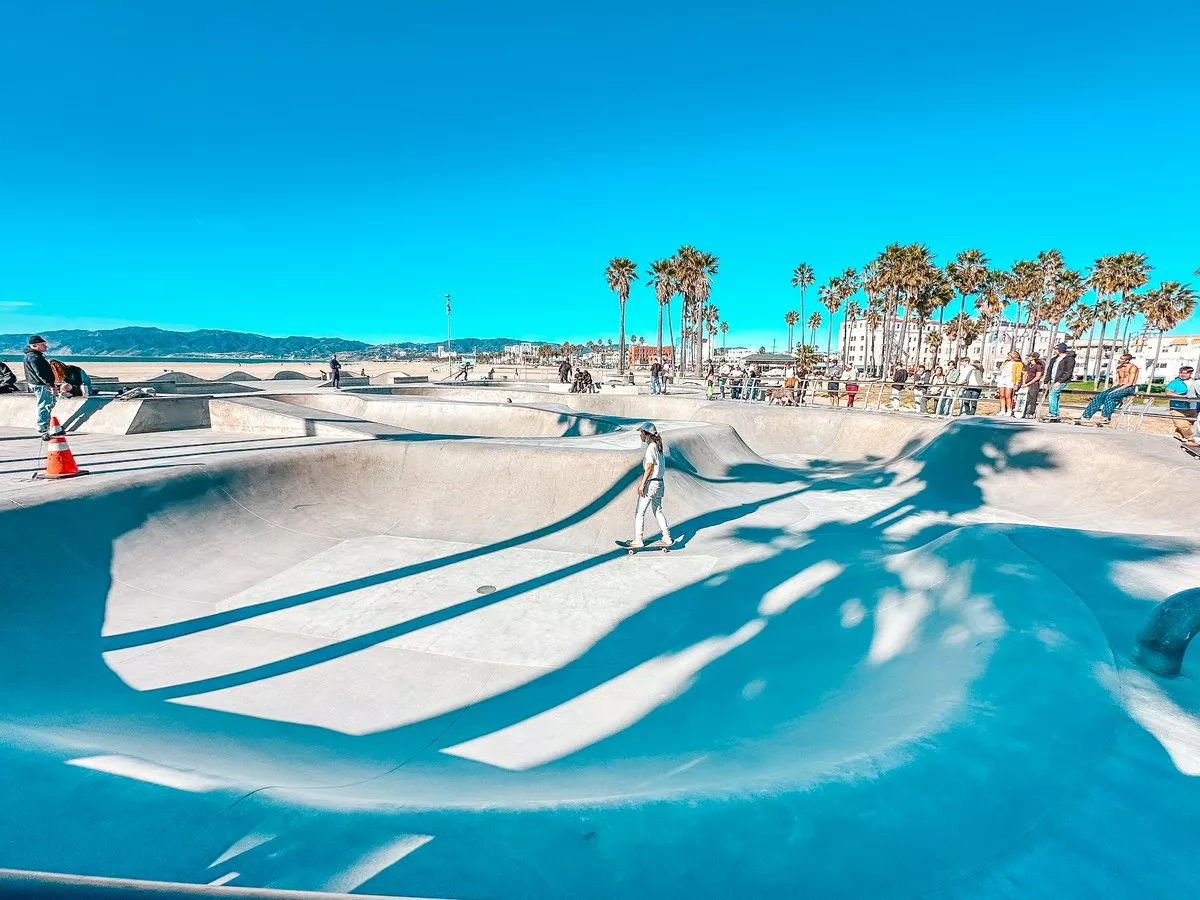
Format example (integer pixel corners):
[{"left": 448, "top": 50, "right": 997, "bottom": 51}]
[
  {"left": 0, "top": 361, "right": 18, "bottom": 393},
  {"left": 50, "top": 360, "right": 95, "bottom": 397},
  {"left": 1164, "top": 365, "right": 1198, "bottom": 443},
  {"left": 1082, "top": 353, "right": 1140, "bottom": 424}
]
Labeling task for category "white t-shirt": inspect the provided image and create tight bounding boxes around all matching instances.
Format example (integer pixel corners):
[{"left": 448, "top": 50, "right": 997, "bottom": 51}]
[{"left": 644, "top": 442, "right": 663, "bottom": 479}]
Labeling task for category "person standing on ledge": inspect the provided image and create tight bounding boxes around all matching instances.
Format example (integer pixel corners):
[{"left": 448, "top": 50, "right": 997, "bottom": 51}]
[
  {"left": 23, "top": 336, "right": 57, "bottom": 437},
  {"left": 328, "top": 354, "right": 342, "bottom": 389},
  {"left": 629, "top": 422, "right": 673, "bottom": 549}
]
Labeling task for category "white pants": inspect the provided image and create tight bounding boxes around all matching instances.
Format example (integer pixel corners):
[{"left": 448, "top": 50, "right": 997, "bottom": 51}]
[{"left": 634, "top": 481, "right": 671, "bottom": 544}]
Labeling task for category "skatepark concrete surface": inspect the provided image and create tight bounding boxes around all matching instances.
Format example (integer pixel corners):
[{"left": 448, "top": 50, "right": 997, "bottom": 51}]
[{"left": 2, "top": 386, "right": 1199, "bottom": 899}]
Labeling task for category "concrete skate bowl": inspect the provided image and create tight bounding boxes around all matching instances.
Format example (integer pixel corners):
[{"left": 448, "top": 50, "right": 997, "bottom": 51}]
[
  {"left": 216, "top": 370, "right": 262, "bottom": 382},
  {"left": 2, "top": 419, "right": 1200, "bottom": 898},
  {"left": 277, "top": 392, "right": 625, "bottom": 438}
]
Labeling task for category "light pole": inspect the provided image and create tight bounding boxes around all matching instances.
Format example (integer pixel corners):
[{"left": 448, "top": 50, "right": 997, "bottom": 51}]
[{"left": 444, "top": 293, "right": 452, "bottom": 361}]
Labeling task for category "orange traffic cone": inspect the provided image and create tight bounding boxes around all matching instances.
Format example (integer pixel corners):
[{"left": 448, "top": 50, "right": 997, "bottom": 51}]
[{"left": 43, "top": 418, "right": 85, "bottom": 479}]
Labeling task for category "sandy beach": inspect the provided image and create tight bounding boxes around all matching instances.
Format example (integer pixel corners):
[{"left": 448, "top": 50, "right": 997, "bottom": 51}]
[{"left": 0, "top": 358, "right": 564, "bottom": 384}]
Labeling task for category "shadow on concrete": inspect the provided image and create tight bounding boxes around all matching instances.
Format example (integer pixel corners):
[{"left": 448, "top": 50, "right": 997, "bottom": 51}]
[{"left": 1, "top": 423, "right": 1198, "bottom": 898}]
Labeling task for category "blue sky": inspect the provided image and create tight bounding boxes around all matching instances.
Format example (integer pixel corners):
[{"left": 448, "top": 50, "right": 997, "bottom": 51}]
[{"left": 1, "top": 0, "right": 1197, "bottom": 350}]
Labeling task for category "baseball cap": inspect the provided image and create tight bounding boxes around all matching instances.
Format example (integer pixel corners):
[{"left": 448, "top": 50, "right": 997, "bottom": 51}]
[
  {"left": 639, "top": 422, "right": 658, "bottom": 435},
  {"left": 1055, "top": 342, "right": 1068, "bottom": 351},
  {"left": 28, "top": 335, "right": 46, "bottom": 345}
]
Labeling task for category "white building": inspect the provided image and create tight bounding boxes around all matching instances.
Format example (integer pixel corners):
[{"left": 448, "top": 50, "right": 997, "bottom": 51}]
[
  {"left": 502, "top": 342, "right": 535, "bottom": 361},
  {"left": 840, "top": 318, "right": 1064, "bottom": 375},
  {"left": 1129, "top": 333, "right": 1200, "bottom": 381},
  {"left": 721, "top": 346, "right": 754, "bottom": 364}
]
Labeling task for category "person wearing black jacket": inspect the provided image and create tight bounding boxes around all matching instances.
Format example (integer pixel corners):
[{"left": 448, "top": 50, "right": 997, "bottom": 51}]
[
  {"left": 23, "top": 335, "right": 56, "bottom": 435},
  {"left": 0, "top": 361, "right": 18, "bottom": 393},
  {"left": 1044, "top": 343, "right": 1076, "bottom": 421},
  {"left": 328, "top": 354, "right": 342, "bottom": 389}
]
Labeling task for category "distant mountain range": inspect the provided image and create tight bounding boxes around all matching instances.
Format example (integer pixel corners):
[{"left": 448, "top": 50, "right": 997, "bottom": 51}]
[{"left": 0, "top": 327, "right": 528, "bottom": 359}]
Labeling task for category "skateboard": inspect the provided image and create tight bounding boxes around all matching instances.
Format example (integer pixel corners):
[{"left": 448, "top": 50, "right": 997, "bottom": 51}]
[
  {"left": 616, "top": 539, "right": 675, "bottom": 556},
  {"left": 1181, "top": 443, "right": 1200, "bottom": 460}
]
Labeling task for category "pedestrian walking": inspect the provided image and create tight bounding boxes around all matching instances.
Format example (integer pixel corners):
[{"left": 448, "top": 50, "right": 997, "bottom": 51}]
[
  {"left": 627, "top": 422, "right": 673, "bottom": 549},
  {"left": 1082, "top": 353, "right": 1140, "bottom": 425}
]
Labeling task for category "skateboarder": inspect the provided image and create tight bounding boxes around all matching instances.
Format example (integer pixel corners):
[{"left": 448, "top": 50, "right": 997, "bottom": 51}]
[
  {"left": 329, "top": 354, "right": 342, "bottom": 389},
  {"left": 627, "top": 422, "right": 673, "bottom": 549}
]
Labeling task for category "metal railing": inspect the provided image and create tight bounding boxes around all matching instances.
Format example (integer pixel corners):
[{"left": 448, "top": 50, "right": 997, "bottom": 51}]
[{"left": 705, "top": 375, "right": 1187, "bottom": 434}]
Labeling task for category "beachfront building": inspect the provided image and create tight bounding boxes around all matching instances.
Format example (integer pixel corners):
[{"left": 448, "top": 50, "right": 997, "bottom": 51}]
[
  {"left": 1128, "top": 333, "right": 1200, "bottom": 381},
  {"left": 840, "top": 318, "right": 1064, "bottom": 375},
  {"left": 626, "top": 345, "right": 673, "bottom": 367},
  {"left": 719, "top": 346, "right": 754, "bottom": 364},
  {"left": 502, "top": 342, "right": 536, "bottom": 362}
]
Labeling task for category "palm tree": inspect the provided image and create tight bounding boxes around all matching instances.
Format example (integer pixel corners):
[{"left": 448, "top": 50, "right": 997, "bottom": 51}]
[
  {"left": 646, "top": 258, "right": 676, "bottom": 373},
  {"left": 946, "top": 249, "right": 989, "bottom": 362},
  {"left": 784, "top": 310, "right": 800, "bottom": 352},
  {"left": 719, "top": 321, "right": 728, "bottom": 356},
  {"left": 1047, "top": 269, "right": 1086, "bottom": 355},
  {"left": 1087, "top": 256, "right": 1117, "bottom": 385},
  {"left": 1065, "top": 304, "right": 1091, "bottom": 340},
  {"left": 677, "top": 247, "right": 719, "bottom": 375},
  {"left": 791, "top": 263, "right": 814, "bottom": 343},
  {"left": 605, "top": 257, "right": 638, "bottom": 375},
  {"left": 806, "top": 311, "right": 822, "bottom": 351},
  {"left": 1141, "top": 282, "right": 1197, "bottom": 392},
  {"left": 1110, "top": 251, "right": 1152, "bottom": 372},
  {"left": 819, "top": 279, "right": 842, "bottom": 364}
]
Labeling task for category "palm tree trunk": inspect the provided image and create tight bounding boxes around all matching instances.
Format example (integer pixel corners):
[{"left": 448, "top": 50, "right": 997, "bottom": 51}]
[
  {"left": 825, "top": 320, "right": 833, "bottom": 367},
  {"left": 656, "top": 302, "right": 664, "bottom": 373},
  {"left": 915, "top": 320, "right": 926, "bottom": 365},
  {"left": 678, "top": 298, "right": 687, "bottom": 372},
  {"left": 618, "top": 299, "right": 627, "bottom": 375},
  {"left": 954, "top": 295, "right": 966, "bottom": 362},
  {"left": 1093, "top": 320, "right": 1108, "bottom": 384},
  {"left": 1083, "top": 313, "right": 1096, "bottom": 384},
  {"left": 896, "top": 304, "right": 912, "bottom": 366},
  {"left": 1146, "top": 329, "right": 1164, "bottom": 394},
  {"left": 939, "top": 305, "right": 949, "bottom": 367}
]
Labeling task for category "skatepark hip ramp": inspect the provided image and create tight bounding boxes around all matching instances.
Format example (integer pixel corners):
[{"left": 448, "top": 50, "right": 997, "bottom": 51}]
[{"left": 1, "top": 404, "right": 1199, "bottom": 899}]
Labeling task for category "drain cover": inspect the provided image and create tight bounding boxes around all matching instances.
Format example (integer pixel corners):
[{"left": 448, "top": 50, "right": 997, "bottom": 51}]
[{"left": 477, "top": 585, "right": 497, "bottom": 594}]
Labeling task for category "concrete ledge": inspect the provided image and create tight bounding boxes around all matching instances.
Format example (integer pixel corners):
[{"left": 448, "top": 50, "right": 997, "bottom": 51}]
[{"left": 0, "top": 394, "right": 210, "bottom": 434}]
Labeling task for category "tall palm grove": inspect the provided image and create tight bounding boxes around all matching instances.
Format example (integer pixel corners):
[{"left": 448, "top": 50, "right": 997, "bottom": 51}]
[{"left": 608, "top": 245, "right": 1197, "bottom": 390}]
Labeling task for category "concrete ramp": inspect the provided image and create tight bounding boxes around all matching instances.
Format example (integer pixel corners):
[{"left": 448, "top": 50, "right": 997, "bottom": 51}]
[{"left": 1, "top": 409, "right": 1198, "bottom": 899}]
